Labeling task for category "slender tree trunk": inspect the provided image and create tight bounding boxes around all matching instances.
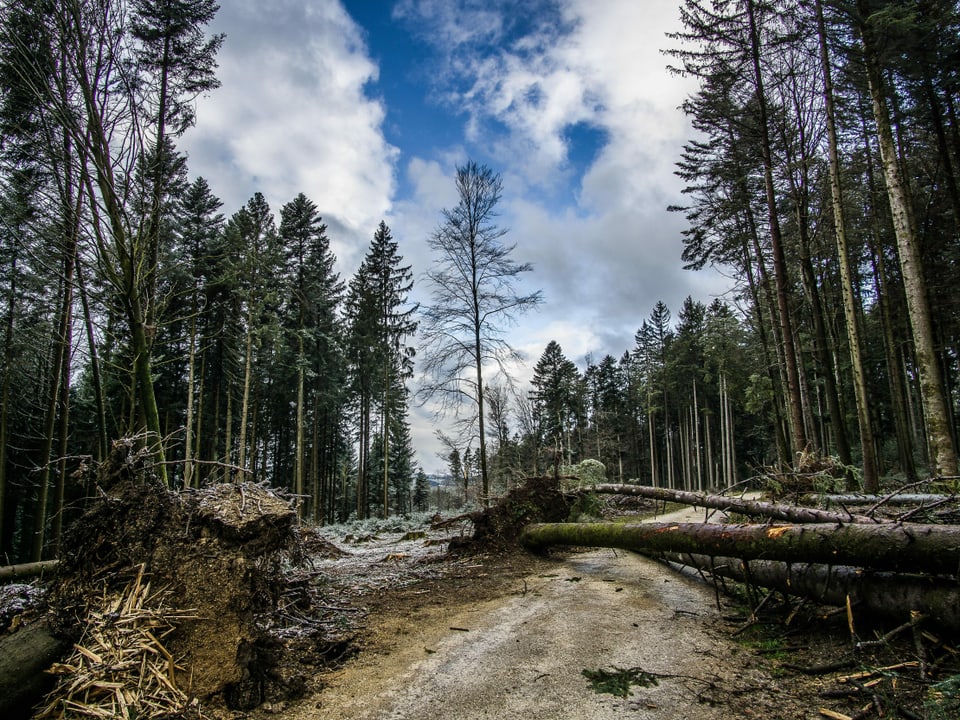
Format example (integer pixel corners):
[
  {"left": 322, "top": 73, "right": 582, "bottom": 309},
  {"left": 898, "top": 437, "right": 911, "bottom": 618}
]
[
  {"left": 0, "top": 248, "right": 17, "bottom": 550},
  {"left": 32, "top": 142, "right": 83, "bottom": 554},
  {"left": 183, "top": 311, "right": 198, "bottom": 488},
  {"left": 357, "top": 389, "right": 369, "bottom": 519},
  {"left": 382, "top": 364, "right": 389, "bottom": 518},
  {"left": 224, "top": 383, "right": 233, "bottom": 470},
  {"left": 740, "top": 199, "right": 789, "bottom": 466},
  {"left": 859, "top": 2, "right": 958, "bottom": 477},
  {"left": 647, "top": 397, "right": 657, "bottom": 487},
  {"left": 52, "top": 306, "right": 73, "bottom": 555},
  {"left": 693, "top": 380, "right": 702, "bottom": 491},
  {"left": 237, "top": 306, "right": 254, "bottom": 479},
  {"left": 746, "top": 0, "right": 807, "bottom": 459},
  {"left": 294, "top": 332, "right": 305, "bottom": 512},
  {"left": 815, "top": 0, "right": 879, "bottom": 492},
  {"left": 475, "top": 317, "right": 490, "bottom": 504},
  {"left": 312, "top": 398, "right": 322, "bottom": 524},
  {"left": 32, "top": 271, "right": 72, "bottom": 561},
  {"left": 75, "top": 257, "right": 107, "bottom": 461}
]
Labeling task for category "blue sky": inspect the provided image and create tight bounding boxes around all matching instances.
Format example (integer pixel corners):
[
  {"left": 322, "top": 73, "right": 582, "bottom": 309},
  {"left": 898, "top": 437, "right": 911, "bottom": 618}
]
[{"left": 179, "top": 0, "right": 731, "bottom": 472}]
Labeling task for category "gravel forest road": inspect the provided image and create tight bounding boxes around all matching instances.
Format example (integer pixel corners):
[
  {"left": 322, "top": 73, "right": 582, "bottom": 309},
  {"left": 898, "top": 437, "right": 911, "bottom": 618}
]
[{"left": 290, "top": 504, "right": 812, "bottom": 720}]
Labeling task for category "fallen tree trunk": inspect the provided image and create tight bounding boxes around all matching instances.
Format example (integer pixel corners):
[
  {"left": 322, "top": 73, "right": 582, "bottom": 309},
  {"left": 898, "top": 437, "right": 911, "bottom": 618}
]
[
  {"left": 810, "top": 493, "right": 954, "bottom": 506},
  {"left": 589, "top": 484, "right": 877, "bottom": 524},
  {"left": 0, "top": 620, "right": 68, "bottom": 719},
  {"left": 520, "top": 521, "right": 960, "bottom": 575},
  {"left": 0, "top": 560, "right": 60, "bottom": 581},
  {"left": 650, "top": 551, "right": 960, "bottom": 631}
]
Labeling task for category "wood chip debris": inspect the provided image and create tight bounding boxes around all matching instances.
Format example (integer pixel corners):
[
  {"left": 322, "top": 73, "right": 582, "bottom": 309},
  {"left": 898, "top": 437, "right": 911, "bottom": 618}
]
[{"left": 36, "top": 565, "right": 202, "bottom": 719}]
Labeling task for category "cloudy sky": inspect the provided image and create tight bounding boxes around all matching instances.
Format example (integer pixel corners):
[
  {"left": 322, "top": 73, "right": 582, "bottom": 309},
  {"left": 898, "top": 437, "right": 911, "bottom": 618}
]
[{"left": 179, "top": 0, "right": 732, "bottom": 473}]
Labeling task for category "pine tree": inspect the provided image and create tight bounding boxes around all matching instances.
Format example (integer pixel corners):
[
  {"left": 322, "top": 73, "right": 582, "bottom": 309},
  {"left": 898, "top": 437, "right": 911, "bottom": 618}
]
[
  {"left": 530, "top": 341, "right": 581, "bottom": 465},
  {"left": 413, "top": 469, "right": 431, "bottom": 512},
  {"left": 177, "top": 176, "right": 224, "bottom": 487},
  {"left": 228, "top": 193, "right": 282, "bottom": 477},
  {"left": 345, "top": 221, "right": 417, "bottom": 518},
  {"left": 279, "top": 193, "right": 344, "bottom": 515}
]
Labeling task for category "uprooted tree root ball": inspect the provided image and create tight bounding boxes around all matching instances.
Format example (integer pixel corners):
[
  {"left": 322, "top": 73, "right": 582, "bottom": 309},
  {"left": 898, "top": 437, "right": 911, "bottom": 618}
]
[
  {"left": 449, "top": 475, "right": 576, "bottom": 551},
  {"left": 37, "top": 439, "right": 344, "bottom": 718}
]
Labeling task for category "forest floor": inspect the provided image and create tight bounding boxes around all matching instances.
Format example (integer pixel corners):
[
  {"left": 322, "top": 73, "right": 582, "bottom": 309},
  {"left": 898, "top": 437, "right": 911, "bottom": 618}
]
[{"left": 232, "top": 502, "right": 950, "bottom": 720}]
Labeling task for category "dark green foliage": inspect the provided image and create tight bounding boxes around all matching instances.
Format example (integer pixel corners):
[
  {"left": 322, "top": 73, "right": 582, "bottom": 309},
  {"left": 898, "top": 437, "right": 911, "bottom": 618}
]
[
  {"left": 582, "top": 667, "right": 659, "bottom": 698},
  {"left": 344, "top": 220, "right": 418, "bottom": 519},
  {"left": 530, "top": 341, "right": 582, "bottom": 458},
  {"left": 567, "top": 492, "right": 604, "bottom": 522},
  {"left": 413, "top": 469, "right": 431, "bottom": 512}
]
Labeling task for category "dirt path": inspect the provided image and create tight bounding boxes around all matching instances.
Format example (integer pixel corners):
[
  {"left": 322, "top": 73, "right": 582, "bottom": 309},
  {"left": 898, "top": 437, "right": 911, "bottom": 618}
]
[{"left": 281, "top": 502, "right": 814, "bottom": 719}]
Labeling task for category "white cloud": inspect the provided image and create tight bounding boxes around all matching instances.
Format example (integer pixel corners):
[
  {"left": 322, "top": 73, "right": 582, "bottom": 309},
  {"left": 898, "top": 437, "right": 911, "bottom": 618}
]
[
  {"left": 392, "top": 0, "right": 725, "bottom": 359},
  {"left": 180, "top": 0, "right": 398, "bottom": 271}
]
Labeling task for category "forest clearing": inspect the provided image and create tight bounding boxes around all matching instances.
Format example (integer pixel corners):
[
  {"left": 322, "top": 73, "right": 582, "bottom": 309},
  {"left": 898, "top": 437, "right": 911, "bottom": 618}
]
[{"left": 2, "top": 446, "right": 960, "bottom": 719}]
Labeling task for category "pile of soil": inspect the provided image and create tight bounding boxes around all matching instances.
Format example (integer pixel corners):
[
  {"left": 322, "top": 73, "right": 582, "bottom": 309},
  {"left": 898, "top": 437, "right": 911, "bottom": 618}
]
[
  {"left": 452, "top": 475, "right": 575, "bottom": 551},
  {"left": 36, "top": 439, "right": 338, "bottom": 716}
]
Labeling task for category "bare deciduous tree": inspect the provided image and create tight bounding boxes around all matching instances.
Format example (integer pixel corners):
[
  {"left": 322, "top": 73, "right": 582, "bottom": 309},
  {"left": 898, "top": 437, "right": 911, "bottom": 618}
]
[{"left": 418, "top": 161, "right": 542, "bottom": 503}]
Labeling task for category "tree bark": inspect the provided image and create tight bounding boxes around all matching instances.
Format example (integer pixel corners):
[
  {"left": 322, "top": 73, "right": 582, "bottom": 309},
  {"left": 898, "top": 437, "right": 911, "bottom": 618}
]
[
  {"left": 0, "top": 620, "right": 68, "bottom": 720},
  {"left": 237, "top": 305, "right": 254, "bottom": 479},
  {"left": 857, "top": 0, "right": 959, "bottom": 478},
  {"left": 815, "top": 0, "right": 879, "bottom": 493},
  {"left": 520, "top": 520, "right": 960, "bottom": 575},
  {"left": 745, "top": 0, "right": 807, "bottom": 459},
  {"left": 809, "top": 493, "right": 954, "bottom": 507},
  {"left": 653, "top": 551, "right": 960, "bottom": 631},
  {"left": 589, "top": 484, "right": 876, "bottom": 524},
  {"left": 183, "top": 312, "right": 198, "bottom": 488},
  {"left": 0, "top": 559, "right": 60, "bottom": 581}
]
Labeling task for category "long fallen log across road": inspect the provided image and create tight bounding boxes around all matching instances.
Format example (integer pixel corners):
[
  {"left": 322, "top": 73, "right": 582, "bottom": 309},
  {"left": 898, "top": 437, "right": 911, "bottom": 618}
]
[
  {"left": 589, "top": 484, "right": 878, "bottom": 524},
  {"left": 519, "top": 521, "right": 960, "bottom": 576},
  {"left": 650, "top": 552, "right": 960, "bottom": 631}
]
